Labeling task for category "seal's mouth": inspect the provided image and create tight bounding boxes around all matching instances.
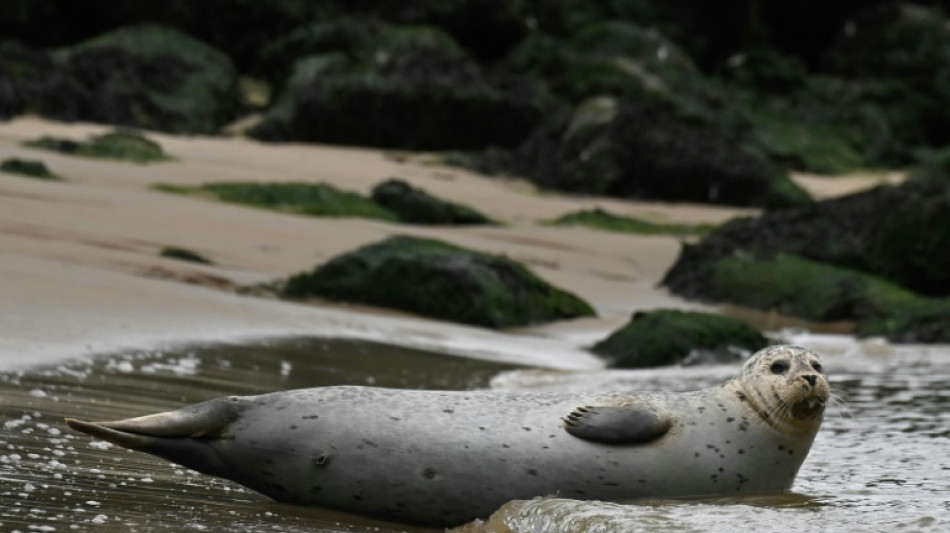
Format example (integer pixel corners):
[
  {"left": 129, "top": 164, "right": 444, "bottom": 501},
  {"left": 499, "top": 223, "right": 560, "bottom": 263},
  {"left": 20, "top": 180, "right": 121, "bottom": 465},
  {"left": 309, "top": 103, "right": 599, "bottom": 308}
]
[{"left": 791, "top": 398, "right": 826, "bottom": 420}]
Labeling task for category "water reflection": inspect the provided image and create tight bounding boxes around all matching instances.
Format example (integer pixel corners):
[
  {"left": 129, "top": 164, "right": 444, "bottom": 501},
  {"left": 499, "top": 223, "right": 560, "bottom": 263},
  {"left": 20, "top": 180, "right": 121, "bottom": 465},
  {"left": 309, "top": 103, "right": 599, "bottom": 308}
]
[{"left": 1, "top": 338, "right": 948, "bottom": 533}]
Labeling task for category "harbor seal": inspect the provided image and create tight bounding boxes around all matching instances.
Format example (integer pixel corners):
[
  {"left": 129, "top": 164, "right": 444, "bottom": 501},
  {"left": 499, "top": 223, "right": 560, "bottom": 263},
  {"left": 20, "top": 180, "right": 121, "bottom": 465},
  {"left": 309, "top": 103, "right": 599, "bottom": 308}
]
[{"left": 65, "top": 344, "right": 829, "bottom": 527}]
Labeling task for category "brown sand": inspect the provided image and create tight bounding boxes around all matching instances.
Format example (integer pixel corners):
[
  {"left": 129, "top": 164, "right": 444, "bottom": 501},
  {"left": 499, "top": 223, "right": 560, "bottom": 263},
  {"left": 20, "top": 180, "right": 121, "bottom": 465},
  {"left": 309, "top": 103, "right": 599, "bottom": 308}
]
[{"left": 0, "top": 117, "right": 890, "bottom": 371}]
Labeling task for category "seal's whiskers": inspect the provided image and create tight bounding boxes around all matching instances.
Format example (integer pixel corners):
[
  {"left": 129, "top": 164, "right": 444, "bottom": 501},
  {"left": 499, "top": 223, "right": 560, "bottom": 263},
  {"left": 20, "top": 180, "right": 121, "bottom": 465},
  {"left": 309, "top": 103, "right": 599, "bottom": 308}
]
[{"left": 827, "top": 388, "right": 852, "bottom": 420}]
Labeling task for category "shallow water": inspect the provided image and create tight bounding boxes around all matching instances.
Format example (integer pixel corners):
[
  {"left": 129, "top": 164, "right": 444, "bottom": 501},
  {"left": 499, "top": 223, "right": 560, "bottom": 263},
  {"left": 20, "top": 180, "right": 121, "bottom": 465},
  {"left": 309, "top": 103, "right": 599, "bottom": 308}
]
[
  {"left": 480, "top": 343, "right": 950, "bottom": 533},
  {"left": 1, "top": 337, "right": 948, "bottom": 533}
]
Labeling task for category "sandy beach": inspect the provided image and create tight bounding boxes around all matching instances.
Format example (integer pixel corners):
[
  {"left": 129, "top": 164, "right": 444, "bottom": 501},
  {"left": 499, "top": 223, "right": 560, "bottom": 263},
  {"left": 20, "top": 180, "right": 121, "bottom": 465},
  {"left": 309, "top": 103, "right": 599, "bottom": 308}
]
[{"left": 0, "top": 117, "right": 894, "bottom": 372}]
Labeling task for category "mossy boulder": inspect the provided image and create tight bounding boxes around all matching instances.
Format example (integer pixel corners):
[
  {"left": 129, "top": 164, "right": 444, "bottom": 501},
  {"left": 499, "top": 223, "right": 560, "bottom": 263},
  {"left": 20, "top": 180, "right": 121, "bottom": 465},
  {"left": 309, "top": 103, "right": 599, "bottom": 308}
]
[
  {"left": 347, "top": 0, "right": 530, "bottom": 63},
  {"left": 738, "top": 103, "right": 866, "bottom": 175},
  {"left": 282, "top": 236, "right": 596, "bottom": 328},
  {"left": 664, "top": 179, "right": 950, "bottom": 299},
  {"left": 34, "top": 25, "right": 241, "bottom": 133},
  {"left": 662, "top": 173, "right": 950, "bottom": 343},
  {"left": 0, "top": 158, "right": 59, "bottom": 180},
  {"left": 251, "top": 19, "right": 547, "bottom": 150},
  {"left": 513, "top": 98, "right": 811, "bottom": 208},
  {"left": 821, "top": 3, "right": 950, "bottom": 160},
  {"left": 502, "top": 22, "right": 697, "bottom": 104},
  {"left": 156, "top": 182, "right": 398, "bottom": 221},
  {"left": 253, "top": 18, "right": 418, "bottom": 85},
  {"left": 0, "top": 40, "right": 55, "bottom": 119},
  {"left": 687, "top": 252, "right": 950, "bottom": 343},
  {"left": 370, "top": 178, "right": 494, "bottom": 225},
  {"left": 592, "top": 309, "right": 768, "bottom": 368},
  {"left": 25, "top": 130, "right": 170, "bottom": 163}
]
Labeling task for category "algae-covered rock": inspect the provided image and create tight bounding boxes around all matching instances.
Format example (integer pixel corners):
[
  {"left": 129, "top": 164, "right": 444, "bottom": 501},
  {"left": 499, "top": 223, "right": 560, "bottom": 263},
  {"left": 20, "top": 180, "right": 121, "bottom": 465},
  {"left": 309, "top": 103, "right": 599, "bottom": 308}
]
[
  {"left": 739, "top": 104, "right": 866, "bottom": 175},
  {"left": 710, "top": 253, "right": 941, "bottom": 321},
  {"left": 37, "top": 25, "right": 240, "bottom": 133},
  {"left": 252, "top": 19, "right": 546, "bottom": 150},
  {"left": 592, "top": 309, "right": 768, "bottom": 368},
  {"left": 156, "top": 181, "right": 398, "bottom": 221},
  {"left": 515, "top": 98, "right": 811, "bottom": 208},
  {"left": 282, "top": 236, "right": 595, "bottom": 328},
  {"left": 663, "top": 179, "right": 950, "bottom": 298},
  {"left": 25, "top": 130, "right": 170, "bottom": 163},
  {"left": 0, "top": 158, "right": 59, "bottom": 180},
  {"left": 661, "top": 175, "right": 950, "bottom": 344},
  {"left": 0, "top": 40, "right": 54, "bottom": 119},
  {"left": 370, "top": 178, "right": 494, "bottom": 225},
  {"left": 502, "top": 22, "right": 697, "bottom": 104},
  {"left": 353, "top": 0, "right": 530, "bottom": 63},
  {"left": 821, "top": 3, "right": 950, "bottom": 162},
  {"left": 675, "top": 252, "right": 950, "bottom": 343}
]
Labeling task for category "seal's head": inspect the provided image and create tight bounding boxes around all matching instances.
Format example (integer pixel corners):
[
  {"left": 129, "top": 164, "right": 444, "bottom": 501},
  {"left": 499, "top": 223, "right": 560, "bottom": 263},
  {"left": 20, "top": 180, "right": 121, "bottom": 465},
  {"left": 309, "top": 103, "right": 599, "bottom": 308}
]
[{"left": 732, "top": 345, "right": 830, "bottom": 433}]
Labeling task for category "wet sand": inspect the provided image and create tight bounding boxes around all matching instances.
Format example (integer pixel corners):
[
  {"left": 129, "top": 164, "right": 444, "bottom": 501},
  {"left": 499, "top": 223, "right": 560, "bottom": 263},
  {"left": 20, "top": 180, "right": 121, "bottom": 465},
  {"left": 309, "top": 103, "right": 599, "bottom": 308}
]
[{"left": 0, "top": 116, "right": 895, "bottom": 371}]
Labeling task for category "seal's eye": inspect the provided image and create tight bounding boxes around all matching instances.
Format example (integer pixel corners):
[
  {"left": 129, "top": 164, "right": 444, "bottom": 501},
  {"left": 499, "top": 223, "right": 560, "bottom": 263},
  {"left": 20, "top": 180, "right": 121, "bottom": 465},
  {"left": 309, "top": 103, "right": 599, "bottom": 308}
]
[
  {"left": 811, "top": 362, "right": 823, "bottom": 373},
  {"left": 769, "top": 361, "right": 789, "bottom": 374}
]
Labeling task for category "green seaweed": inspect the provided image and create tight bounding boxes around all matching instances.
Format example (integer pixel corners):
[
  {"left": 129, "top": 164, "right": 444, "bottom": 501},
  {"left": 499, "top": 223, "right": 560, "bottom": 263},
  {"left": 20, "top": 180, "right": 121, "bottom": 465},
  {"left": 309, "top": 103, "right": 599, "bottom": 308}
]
[
  {"left": 0, "top": 158, "right": 60, "bottom": 180},
  {"left": 549, "top": 208, "right": 714, "bottom": 236},
  {"left": 710, "top": 253, "right": 950, "bottom": 341},
  {"left": 155, "top": 181, "right": 398, "bottom": 221},
  {"left": 742, "top": 107, "right": 865, "bottom": 175}
]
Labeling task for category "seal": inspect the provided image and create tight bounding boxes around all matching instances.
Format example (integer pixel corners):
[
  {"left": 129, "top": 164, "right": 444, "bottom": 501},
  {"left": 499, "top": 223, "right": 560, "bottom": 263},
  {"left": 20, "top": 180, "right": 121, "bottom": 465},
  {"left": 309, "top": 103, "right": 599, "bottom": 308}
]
[{"left": 65, "top": 344, "right": 829, "bottom": 527}]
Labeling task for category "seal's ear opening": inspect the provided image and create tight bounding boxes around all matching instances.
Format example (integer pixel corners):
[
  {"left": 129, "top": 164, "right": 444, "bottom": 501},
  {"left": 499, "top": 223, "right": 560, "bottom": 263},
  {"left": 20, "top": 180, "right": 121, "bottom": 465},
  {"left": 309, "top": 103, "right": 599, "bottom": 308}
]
[{"left": 563, "top": 405, "right": 671, "bottom": 444}]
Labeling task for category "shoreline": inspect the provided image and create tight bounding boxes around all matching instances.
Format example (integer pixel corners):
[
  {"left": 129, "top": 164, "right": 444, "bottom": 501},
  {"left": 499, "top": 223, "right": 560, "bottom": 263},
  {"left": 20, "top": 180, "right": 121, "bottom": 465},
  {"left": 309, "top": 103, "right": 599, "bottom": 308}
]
[{"left": 0, "top": 117, "right": 897, "bottom": 372}]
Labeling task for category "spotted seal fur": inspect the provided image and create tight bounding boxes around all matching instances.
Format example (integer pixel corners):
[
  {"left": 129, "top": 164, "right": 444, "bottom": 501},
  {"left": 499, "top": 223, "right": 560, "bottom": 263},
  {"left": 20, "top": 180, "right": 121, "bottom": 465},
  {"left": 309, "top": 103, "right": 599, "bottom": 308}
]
[{"left": 66, "top": 344, "right": 829, "bottom": 527}]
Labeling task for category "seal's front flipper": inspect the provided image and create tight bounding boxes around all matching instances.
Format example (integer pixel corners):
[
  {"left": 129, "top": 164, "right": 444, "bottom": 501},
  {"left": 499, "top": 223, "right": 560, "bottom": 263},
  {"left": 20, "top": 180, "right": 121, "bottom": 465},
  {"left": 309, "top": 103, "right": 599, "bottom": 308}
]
[{"left": 563, "top": 405, "right": 671, "bottom": 444}]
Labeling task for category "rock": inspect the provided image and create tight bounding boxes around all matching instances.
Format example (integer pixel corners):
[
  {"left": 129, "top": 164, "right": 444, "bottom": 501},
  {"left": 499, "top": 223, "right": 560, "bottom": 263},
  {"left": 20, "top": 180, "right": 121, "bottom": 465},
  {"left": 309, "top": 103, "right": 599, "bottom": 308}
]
[
  {"left": 591, "top": 309, "right": 768, "bottom": 368},
  {"left": 722, "top": 48, "right": 809, "bottom": 94},
  {"left": 663, "top": 179, "right": 950, "bottom": 298},
  {"left": 370, "top": 178, "right": 494, "bottom": 225},
  {"left": 360, "top": 0, "right": 530, "bottom": 63},
  {"left": 281, "top": 236, "right": 596, "bottom": 328},
  {"left": 502, "top": 22, "right": 697, "bottom": 104},
  {"left": 252, "top": 19, "right": 547, "bottom": 150},
  {"left": 514, "top": 98, "right": 811, "bottom": 208},
  {"left": 876, "top": 312, "right": 950, "bottom": 344},
  {"left": 24, "top": 130, "right": 170, "bottom": 163},
  {"left": 36, "top": 25, "right": 241, "bottom": 133},
  {"left": 823, "top": 3, "right": 950, "bottom": 160},
  {"left": 678, "top": 251, "right": 950, "bottom": 344},
  {"left": 661, "top": 174, "right": 950, "bottom": 343},
  {"left": 0, "top": 2, "right": 317, "bottom": 72},
  {"left": 0, "top": 40, "right": 54, "bottom": 119}
]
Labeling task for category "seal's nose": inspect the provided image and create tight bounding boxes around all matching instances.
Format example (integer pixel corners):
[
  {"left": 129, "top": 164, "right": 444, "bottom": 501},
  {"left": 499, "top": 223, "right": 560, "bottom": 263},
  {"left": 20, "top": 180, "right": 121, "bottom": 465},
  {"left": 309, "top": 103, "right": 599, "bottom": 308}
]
[{"left": 802, "top": 375, "right": 817, "bottom": 386}]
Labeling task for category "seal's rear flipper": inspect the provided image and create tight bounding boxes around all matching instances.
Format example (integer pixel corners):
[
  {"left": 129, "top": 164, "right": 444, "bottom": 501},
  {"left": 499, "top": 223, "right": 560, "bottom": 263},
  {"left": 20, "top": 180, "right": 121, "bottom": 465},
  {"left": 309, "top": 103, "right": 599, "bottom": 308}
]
[
  {"left": 563, "top": 405, "right": 671, "bottom": 444},
  {"left": 65, "top": 417, "right": 159, "bottom": 449},
  {"left": 65, "top": 397, "right": 244, "bottom": 477},
  {"left": 66, "top": 397, "right": 242, "bottom": 441}
]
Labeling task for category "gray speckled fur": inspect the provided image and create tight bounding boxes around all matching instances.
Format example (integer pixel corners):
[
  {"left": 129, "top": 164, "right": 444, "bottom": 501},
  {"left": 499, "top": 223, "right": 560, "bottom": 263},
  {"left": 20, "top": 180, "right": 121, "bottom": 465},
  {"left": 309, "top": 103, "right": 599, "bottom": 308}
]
[{"left": 67, "top": 345, "right": 827, "bottom": 527}]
